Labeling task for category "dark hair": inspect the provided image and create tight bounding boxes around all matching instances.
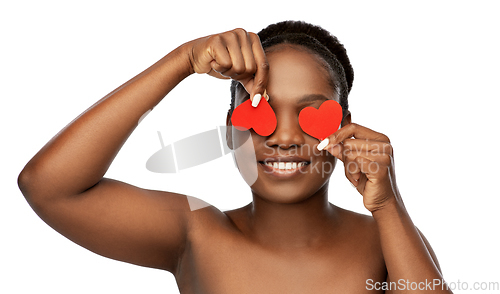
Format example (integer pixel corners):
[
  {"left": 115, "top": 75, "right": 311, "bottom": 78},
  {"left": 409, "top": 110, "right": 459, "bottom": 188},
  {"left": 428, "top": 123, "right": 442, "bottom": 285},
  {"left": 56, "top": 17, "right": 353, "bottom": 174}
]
[{"left": 229, "top": 20, "right": 354, "bottom": 120}]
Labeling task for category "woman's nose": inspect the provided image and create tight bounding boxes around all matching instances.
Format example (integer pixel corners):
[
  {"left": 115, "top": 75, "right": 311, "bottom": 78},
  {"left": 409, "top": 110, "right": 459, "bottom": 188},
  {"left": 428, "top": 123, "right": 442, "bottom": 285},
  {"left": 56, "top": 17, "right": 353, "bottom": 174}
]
[{"left": 265, "top": 113, "right": 306, "bottom": 149}]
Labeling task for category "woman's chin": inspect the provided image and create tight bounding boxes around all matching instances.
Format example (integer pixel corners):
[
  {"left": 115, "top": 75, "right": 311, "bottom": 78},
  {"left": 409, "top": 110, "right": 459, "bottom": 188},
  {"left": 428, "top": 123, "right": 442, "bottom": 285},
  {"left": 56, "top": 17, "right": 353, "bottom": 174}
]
[{"left": 250, "top": 181, "right": 329, "bottom": 205}]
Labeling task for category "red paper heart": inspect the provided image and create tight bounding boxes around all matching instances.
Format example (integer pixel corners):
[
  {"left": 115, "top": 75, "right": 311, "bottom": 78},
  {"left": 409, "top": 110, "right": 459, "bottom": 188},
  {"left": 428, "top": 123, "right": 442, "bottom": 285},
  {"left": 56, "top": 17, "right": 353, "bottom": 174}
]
[
  {"left": 298, "top": 100, "right": 343, "bottom": 140},
  {"left": 231, "top": 98, "right": 277, "bottom": 136}
]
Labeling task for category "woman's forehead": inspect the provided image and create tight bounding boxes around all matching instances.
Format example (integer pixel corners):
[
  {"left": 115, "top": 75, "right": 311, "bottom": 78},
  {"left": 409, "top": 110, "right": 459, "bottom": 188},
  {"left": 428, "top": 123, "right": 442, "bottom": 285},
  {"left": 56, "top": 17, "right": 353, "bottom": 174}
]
[{"left": 235, "top": 47, "right": 337, "bottom": 106}]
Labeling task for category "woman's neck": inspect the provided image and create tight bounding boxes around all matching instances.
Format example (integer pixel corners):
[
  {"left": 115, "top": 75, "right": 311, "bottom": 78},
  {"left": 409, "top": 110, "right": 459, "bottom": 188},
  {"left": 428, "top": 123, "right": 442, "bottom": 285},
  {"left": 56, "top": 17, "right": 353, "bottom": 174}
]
[{"left": 245, "top": 186, "right": 340, "bottom": 250}]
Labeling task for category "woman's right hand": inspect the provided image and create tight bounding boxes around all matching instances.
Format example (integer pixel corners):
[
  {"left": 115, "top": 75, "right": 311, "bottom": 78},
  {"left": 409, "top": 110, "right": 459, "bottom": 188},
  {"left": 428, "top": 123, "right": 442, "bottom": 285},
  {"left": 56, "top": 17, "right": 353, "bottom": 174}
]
[{"left": 186, "top": 28, "right": 269, "bottom": 104}]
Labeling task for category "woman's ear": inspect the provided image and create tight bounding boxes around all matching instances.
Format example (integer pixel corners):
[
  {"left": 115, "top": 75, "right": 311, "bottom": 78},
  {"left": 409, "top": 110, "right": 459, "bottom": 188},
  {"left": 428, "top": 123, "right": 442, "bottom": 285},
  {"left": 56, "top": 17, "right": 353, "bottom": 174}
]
[
  {"left": 341, "top": 110, "right": 352, "bottom": 127},
  {"left": 226, "top": 113, "right": 234, "bottom": 150}
]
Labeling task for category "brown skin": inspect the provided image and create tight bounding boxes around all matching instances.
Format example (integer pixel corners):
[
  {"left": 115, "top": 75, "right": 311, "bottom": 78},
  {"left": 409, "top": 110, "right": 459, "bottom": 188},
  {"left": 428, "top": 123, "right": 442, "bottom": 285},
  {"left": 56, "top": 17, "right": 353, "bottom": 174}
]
[{"left": 18, "top": 28, "right": 450, "bottom": 293}]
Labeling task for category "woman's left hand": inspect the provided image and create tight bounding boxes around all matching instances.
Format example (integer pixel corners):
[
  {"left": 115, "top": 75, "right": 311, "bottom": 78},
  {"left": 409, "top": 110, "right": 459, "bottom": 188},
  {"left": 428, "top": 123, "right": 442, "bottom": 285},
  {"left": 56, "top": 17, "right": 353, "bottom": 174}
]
[{"left": 320, "top": 123, "right": 400, "bottom": 213}]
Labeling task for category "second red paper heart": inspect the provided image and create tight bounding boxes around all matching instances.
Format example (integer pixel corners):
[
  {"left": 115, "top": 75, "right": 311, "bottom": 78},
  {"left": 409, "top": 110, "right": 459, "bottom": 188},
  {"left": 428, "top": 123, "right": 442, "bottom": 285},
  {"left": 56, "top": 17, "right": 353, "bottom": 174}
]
[{"left": 298, "top": 100, "right": 343, "bottom": 141}]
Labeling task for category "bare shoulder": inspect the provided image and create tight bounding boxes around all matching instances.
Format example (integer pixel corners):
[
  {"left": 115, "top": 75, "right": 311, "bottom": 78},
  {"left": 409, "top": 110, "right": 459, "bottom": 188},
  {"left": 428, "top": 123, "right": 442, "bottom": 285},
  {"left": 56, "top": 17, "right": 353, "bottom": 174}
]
[
  {"left": 184, "top": 199, "right": 248, "bottom": 237},
  {"left": 336, "top": 205, "right": 379, "bottom": 232},
  {"left": 333, "top": 205, "right": 383, "bottom": 253}
]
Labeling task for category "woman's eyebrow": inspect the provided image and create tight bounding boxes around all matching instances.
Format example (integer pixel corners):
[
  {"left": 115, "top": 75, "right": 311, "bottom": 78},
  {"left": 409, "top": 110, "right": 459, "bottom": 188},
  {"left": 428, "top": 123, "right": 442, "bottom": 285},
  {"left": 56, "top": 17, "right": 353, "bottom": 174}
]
[{"left": 297, "top": 94, "right": 330, "bottom": 104}]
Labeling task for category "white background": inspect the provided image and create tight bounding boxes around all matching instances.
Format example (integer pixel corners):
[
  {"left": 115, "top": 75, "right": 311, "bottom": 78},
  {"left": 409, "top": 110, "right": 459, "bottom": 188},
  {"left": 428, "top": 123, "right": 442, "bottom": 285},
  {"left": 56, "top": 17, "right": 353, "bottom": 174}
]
[{"left": 2, "top": 1, "right": 499, "bottom": 293}]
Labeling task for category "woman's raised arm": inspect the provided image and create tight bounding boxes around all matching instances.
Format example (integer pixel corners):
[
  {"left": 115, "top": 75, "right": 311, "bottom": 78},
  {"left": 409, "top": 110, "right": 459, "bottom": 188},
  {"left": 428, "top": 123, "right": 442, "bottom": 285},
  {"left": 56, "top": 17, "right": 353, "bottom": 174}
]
[{"left": 17, "top": 29, "right": 268, "bottom": 273}]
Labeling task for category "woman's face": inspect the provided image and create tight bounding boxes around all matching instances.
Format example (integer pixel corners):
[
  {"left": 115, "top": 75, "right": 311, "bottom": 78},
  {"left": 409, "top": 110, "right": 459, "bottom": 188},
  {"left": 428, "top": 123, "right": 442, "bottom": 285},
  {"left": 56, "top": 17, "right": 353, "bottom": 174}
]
[{"left": 230, "top": 45, "right": 340, "bottom": 204}]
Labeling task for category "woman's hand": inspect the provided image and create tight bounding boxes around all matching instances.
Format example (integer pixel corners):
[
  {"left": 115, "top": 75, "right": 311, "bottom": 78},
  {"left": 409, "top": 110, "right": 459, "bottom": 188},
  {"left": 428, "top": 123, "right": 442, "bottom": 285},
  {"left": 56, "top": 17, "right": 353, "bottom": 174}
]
[
  {"left": 320, "top": 124, "right": 451, "bottom": 291},
  {"left": 320, "top": 123, "right": 400, "bottom": 213},
  {"left": 185, "top": 28, "right": 269, "bottom": 103}
]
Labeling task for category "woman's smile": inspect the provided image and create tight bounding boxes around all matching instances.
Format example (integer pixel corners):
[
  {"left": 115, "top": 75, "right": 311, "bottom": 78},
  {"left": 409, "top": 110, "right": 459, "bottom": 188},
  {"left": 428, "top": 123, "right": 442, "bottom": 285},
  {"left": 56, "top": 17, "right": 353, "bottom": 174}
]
[{"left": 259, "top": 155, "right": 311, "bottom": 178}]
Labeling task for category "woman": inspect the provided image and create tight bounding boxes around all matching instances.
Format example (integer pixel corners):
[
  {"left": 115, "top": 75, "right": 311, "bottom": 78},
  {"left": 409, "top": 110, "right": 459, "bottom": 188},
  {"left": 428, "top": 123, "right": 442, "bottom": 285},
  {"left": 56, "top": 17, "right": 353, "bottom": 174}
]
[{"left": 18, "top": 20, "right": 451, "bottom": 293}]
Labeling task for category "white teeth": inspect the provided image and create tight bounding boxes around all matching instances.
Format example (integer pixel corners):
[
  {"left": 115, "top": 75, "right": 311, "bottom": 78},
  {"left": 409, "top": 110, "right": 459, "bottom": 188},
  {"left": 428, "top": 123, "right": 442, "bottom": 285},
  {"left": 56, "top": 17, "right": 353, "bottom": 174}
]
[{"left": 264, "top": 161, "right": 307, "bottom": 170}]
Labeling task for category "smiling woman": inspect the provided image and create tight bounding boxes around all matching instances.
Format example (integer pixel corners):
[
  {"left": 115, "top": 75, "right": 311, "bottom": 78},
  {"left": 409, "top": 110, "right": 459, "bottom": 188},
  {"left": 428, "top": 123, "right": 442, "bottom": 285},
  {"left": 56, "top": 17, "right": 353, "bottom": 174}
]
[
  {"left": 18, "top": 20, "right": 452, "bottom": 293},
  {"left": 230, "top": 45, "right": 341, "bottom": 205}
]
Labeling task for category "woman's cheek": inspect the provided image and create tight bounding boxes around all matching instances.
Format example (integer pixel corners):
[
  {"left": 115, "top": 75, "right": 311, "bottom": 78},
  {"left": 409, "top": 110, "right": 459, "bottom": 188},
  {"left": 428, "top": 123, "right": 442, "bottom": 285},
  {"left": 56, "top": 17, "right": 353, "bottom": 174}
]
[{"left": 232, "top": 129, "right": 259, "bottom": 187}]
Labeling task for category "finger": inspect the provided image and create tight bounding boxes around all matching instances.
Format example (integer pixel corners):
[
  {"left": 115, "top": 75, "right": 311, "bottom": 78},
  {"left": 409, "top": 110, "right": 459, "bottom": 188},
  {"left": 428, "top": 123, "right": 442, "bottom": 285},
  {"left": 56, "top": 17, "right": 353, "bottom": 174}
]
[
  {"left": 238, "top": 29, "right": 257, "bottom": 79},
  {"left": 323, "top": 142, "right": 343, "bottom": 161},
  {"left": 344, "top": 154, "right": 364, "bottom": 182},
  {"left": 323, "top": 142, "right": 362, "bottom": 183},
  {"left": 208, "top": 37, "right": 233, "bottom": 75},
  {"left": 324, "top": 142, "right": 391, "bottom": 162},
  {"left": 319, "top": 142, "right": 355, "bottom": 182},
  {"left": 343, "top": 152, "right": 392, "bottom": 184},
  {"left": 248, "top": 32, "right": 269, "bottom": 106},
  {"left": 352, "top": 155, "right": 392, "bottom": 181},
  {"left": 344, "top": 152, "right": 393, "bottom": 169},
  {"left": 345, "top": 162, "right": 368, "bottom": 190},
  {"left": 356, "top": 156, "right": 385, "bottom": 180},
  {"left": 342, "top": 139, "right": 393, "bottom": 155},
  {"left": 328, "top": 123, "right": 391, "bottom": 148},
  {"left": 356, "top": 173, "right": 369, "bottom": 191},
  {"left": 220, "top": 46, "right": 245, "bottom": 78},
  {"left": 238, "top": 79, "right": 254, "bottom": 97},
  {"left": 218, "top": 30, "right": 247, "bottom": 78},
  {"left": 344, "top": 165, "right": 359, "bottom": 187}
]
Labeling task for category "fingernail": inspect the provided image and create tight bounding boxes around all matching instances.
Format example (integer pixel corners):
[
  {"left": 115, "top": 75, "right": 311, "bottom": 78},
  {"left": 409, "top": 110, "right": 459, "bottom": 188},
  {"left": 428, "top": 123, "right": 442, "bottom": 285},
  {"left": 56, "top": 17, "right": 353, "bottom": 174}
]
[
  {"left": 317, "top": 138, "right": 329, "bottom": 151},
  {"left": 252, "top": 94, "right": 261, "bottom": 107}
]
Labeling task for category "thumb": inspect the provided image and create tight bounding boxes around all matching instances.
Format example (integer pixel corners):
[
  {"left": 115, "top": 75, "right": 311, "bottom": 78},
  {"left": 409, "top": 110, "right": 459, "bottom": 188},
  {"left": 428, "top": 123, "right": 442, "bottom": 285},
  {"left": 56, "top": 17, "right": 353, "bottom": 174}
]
[
  {"left": 240, "top": 78, "right": 269, "bottom": 108},
  {"left": 324, "top": 142, "right": 344, "bottom": 162}
]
